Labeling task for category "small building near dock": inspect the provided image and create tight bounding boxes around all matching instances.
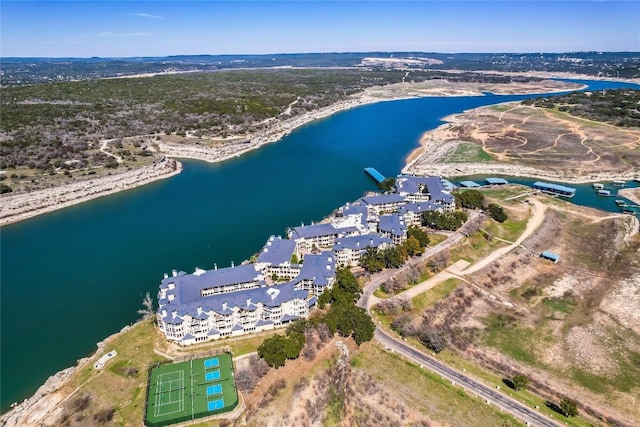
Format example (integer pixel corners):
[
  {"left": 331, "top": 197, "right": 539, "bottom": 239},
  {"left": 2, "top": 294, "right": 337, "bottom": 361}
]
[{"left": 540, "top": 251, "right": 560, "bottom": 264}]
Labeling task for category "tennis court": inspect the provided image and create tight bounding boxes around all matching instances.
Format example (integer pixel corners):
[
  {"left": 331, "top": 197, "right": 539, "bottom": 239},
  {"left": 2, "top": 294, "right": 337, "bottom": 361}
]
[
  {"left": 208, "top": 398, "right": 224, "bottom": 411},
  {"left": 206, "top": 384, "right": 223, "bottom": 396},
  {"left": 205, "top": 370, "right": 221, "bottom": 381},
  {"left": 204, "top": 357, "right": 219, "bottom": 369},
  {"left": 145, "top": 353, "right": 238, "bottom": 427}
]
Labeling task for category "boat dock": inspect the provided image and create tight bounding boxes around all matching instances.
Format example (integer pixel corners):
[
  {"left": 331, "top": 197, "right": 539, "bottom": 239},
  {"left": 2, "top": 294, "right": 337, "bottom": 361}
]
[
  {"left": 364, "top": 167, "right": 386, "bottom": 184},
  {"left": 532, "top": 181, "right": 576, "bottom": 197},
  {"left": 460, "top": 180, "right": 482, "bottom": 188},
  {"left": 485, "top": 177, "right": 509, "bottom": 185}
]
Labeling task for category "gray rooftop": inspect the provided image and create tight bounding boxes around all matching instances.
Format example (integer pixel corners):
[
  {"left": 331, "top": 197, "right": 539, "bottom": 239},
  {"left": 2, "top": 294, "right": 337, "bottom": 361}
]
[
  {"left": 162, "top": 264, "right": 264, "bottom": 305},
  {"left": 396, "top": 175, "right": 453, "bottom": 204},
  {"left": 291, "top": 223, "right": 338, "bottom": 239},
  {"left": 361, "top": 193, "right": 406, "bottom": 206},
  {"left": 333, "top": 233, "right": 393, "bottom": 251},
  {"left": 297, "top": 251, "right": 336, "bottom": 286},
  {"left": 379, "top": 214, "right": 407, "bottom": 236},
  {"left": 257, "top": 235, "right": 297, "bottom": 265},
  {"left": 160, "top": 280, "right": 309, "bottom": 318}
]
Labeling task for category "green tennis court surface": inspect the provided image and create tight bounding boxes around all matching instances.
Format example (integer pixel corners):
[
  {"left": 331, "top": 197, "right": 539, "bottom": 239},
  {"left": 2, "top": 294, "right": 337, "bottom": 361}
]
[{"left": 145, "top": 353, "right": 238, "bottom": 427}]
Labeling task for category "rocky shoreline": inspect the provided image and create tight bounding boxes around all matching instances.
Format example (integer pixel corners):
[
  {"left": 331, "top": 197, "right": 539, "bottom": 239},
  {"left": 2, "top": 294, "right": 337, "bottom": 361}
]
[
  {"left": 1, "top": 74, "right": 635, "bottom": 424},
  {"left": 0, "top": 157, "right": 181, "bottom": 227},
  {"left": 0, "top": 325, "right": 132, "bottom": 427},
  {"left": 403, "top": 109, "right": 639, "bottom": 184}
]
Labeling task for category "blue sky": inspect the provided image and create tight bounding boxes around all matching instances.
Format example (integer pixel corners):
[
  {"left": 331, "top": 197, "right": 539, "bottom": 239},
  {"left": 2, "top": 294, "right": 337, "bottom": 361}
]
[{"left": 1, "top": 1, "right": 639, "bottom": 57}]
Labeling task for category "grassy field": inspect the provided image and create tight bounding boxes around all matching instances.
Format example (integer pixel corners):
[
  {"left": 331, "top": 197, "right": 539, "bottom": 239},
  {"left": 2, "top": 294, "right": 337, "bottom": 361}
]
[
  {"left": 442, "top": 142, "right": 495, "bottom": 163},
  {"left": 354, "top": 345, "right": 526, "bottom": 427},
  {"left": 44, "top": 318, "right": 271, "bottom": 426}
]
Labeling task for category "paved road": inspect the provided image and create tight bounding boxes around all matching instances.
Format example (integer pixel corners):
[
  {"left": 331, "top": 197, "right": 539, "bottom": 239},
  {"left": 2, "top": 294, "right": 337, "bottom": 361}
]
[
  {"left": 359, "top": 206, "right": 563, "bottom": 427},
  {"left": 375, "top": 328, "right": 562, "bottom": 427}
]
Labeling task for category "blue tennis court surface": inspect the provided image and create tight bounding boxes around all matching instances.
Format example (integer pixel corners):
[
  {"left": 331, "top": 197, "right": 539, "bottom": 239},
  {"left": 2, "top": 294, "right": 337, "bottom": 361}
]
[
  {"left": 206, "top": 384, "right": 222, "bottom": 397},
  {"left": 204, "top": 358, "right": 219, "bottom": 369},
  {"left": 208, "top": 398, "right": 224, "bottom": 411},
  {"left": 205, "top": 370, "right": 221, "bottom": 381}
]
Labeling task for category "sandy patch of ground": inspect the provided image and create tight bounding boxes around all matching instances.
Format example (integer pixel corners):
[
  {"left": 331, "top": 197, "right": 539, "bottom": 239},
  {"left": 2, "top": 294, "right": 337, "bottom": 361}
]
[
  {"left": 404, "top": 102, "right": 640, "bottom": 182},
  {"left": 618, "top": 187, "right": 640, "bottom": 206},
  {"left": 600, "top": 274, "right": 640, "bottom": 335}
]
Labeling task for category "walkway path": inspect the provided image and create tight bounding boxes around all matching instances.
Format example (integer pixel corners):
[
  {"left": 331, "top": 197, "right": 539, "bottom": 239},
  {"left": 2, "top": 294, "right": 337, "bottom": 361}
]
[{"left": 361, "top": 197, "right": 563, "bottom": 427}]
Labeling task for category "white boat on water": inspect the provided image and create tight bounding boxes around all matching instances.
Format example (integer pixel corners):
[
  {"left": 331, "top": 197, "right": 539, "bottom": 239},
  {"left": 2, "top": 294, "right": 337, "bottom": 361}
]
[
  {"left": 597, "top": 189, "right": 611, "bottom": 196},
  {"left": 613, "top": 180, "right": 625, "bottom": 186},
  {"left": 593, "top": 183, "right": 604, "bottom": 190}
]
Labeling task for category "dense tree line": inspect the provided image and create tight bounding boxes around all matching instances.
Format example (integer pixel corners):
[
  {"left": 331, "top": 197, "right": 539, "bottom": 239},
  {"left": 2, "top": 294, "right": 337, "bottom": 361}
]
[
  {"left": 360, "top": 227, "right": 429, "bottom": 273},
  {"left": 258, "top": 268, "right": 375, "bottom": 368},
  {"left": 421, "top": 210, "right": 468, "bottom": 231},
  {"left": 0, "top": 69, "right": 425, "bottom": 172},
  {"left": 523, "top": 89, "right": 640, "bottom": 127}
]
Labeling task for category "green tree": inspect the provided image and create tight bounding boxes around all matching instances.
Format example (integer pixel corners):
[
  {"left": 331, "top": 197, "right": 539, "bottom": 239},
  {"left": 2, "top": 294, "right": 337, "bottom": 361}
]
[
  {"left": 360, "top": 248, "right": 385, "bottom": 273},
  {"left": 455, "top": 189, "right": 484, "bottom": 209},
  {"left": 284, "top": 332, "right": 305, "bottom": 359},
  {"left": 560, "top": 398, "right": 578, "bottom": 417},
  {"left": 486, "top": 203, "right": 508, "bottom": 223},
  {"left": 377, "top": 177, "right": 396, "bottom": 192},
  {"left": 407, "top": 226, "right": 430, "bottom": 247},
  {"left": 402, "top": 235, "right": 423, "bottom": 257},
  {"left": 257, "top": 335, "right": 288, "bottom": 368},
  {"left": 381, "top": 246, "right": 406, "bottom": 268},
  {"left": 512, "top": 374, "right": 529, "bottom": 391},
  {"left": 290, "top": 253, "right": 299, "bottom": 264},
  {"left": 324, "top": 304, "right": 375, "bottom": 345}
]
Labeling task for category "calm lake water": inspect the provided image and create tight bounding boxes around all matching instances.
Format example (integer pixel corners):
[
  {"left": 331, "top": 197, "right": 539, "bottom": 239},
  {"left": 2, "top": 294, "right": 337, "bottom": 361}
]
[{"left": 1, "top": 79, "right": 637, "bottom": 411}]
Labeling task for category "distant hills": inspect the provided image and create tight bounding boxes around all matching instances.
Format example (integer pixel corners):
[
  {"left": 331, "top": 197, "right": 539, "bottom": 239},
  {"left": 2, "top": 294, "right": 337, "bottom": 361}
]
[{"left": 2, "top": 51, "right": 639, "bottom": 86}]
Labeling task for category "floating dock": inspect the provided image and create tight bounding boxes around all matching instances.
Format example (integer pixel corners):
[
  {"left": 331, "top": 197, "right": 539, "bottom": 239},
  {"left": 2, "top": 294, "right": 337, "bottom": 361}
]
[
  {"left": 441, "top": 179, "right": 458, "bottom": 190},
  {"left": 364, "top": 167, "right": 386, "bottom": 184},
  {"left": 485, "top": 177, "right": 509, "bottom": 185},
  {"left": 532, "top": 181, "right": 576, "bottom": 197},
  {"left": 460, "top": 181, "right": 482, "bottom": 188}
]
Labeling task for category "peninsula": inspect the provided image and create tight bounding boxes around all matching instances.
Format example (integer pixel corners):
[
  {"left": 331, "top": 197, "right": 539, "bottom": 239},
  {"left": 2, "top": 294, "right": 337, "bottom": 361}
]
[{"left": 0, "top": 73, "right": 587, "bottom": 226}]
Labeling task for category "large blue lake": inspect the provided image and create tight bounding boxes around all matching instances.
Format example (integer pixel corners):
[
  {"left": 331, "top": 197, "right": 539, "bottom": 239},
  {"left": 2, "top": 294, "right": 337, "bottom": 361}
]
[{"left": 1, "top": 79, "right": 637, "bottom": 411}]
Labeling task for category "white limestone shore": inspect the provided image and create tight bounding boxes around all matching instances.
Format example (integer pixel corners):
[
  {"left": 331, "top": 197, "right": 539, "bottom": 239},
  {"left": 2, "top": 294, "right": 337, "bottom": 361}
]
[
  {"left": 0, "top": 157, "right": 181, "bottom": 227},
  {"left": 0, "top": 73, "right": 635, "bottom": 424}
]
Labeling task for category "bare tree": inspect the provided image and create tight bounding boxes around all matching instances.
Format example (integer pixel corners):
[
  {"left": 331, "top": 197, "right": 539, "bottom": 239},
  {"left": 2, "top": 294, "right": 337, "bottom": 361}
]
[{"left": 137, "top": 292, "right": 154, "bottom": 318}]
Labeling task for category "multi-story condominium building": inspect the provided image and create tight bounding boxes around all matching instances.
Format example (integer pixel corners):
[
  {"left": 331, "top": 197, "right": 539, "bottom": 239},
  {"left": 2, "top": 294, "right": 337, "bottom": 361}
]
[
  {"left": 256, "top": 235, "right": 301, "bottom": 280},
  {"left": 399, "top": 201, "right": 443, "bottom": 226},
  {"left": 333, "top": 233, "right": 393, "bottom": 267},
  {"left": 288, "top": 223, "right": 358, "bottom": 253},
  {"left": 333, "top": 202, "right": 376, "bottom": 234},
  {"left": 292, "top": 252, "right": 337, "bottom": 296},
  {"left": 395, "top": 175, "right": 455, "bottom": 209},
  {"left": 156, "top": 174, "right": 459, "bottom": 345},
  {"left": 157, "top": 280, "right": 311, "bottom": 345},
  {"left": 378, "top": 213, "right": 408, "bottom": 245},
  {"left": 360, "top": 194, "right": 407, "bottom": 217}
]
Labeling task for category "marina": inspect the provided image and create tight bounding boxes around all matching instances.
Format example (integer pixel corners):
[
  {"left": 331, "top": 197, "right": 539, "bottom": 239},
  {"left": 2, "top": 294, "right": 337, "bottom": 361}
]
[
  {"left": 532, "top": 181, "right": 577, "bottom": 197},
  {"left": 460, "top": 180, "right": 482, "bottom": 188},
  {"left": 2, "top": 79, "right": 639, "bottom": 411}
]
